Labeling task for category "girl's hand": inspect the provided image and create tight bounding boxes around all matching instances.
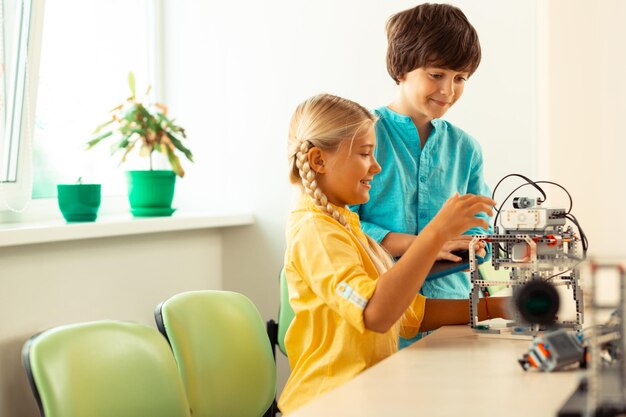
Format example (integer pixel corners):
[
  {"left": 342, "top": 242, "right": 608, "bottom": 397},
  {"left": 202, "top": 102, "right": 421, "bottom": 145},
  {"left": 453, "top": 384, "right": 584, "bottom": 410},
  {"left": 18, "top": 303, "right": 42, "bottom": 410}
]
[
  {"left": 436, "top": 235, "right": 486, "bottom": 261},
  {"left": 430, "top": 194, "right": 496, "bottom": 242}
]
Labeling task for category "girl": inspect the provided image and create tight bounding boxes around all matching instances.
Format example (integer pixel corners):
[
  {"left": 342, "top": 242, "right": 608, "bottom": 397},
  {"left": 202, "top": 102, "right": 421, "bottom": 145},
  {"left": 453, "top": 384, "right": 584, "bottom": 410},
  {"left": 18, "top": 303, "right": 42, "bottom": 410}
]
[{"left": 279, "top": 93, "right": 508, "bottom": 414}]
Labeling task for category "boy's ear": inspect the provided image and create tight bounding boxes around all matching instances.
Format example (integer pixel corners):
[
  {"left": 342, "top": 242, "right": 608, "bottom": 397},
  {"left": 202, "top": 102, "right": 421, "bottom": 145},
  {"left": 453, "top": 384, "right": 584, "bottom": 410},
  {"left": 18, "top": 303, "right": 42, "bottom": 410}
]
[{"left": 308, "top": 148, "right": 326, "bottom": 174}]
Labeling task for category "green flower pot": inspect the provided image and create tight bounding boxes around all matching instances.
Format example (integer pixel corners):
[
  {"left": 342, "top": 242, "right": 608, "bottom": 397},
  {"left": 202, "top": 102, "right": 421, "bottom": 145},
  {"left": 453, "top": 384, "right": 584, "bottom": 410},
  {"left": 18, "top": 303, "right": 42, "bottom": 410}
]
[
  {"left": 126, "top": 170, "right": 176, "bottom": 217},
  {"left": 57, "top": 184, "right": 102, "bottom": 222}
]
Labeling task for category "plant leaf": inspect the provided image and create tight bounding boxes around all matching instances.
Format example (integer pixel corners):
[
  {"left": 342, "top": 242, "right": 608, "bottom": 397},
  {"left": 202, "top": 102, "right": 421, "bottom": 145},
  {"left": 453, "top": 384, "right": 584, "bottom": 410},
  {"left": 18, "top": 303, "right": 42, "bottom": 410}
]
[
  {"left": 120, "top": 141, "right": 136, "bottom": 162},
  {"left": 166, "top": 132, "right": 193, "bottom": 162},
  {"left": 85, "top": 131, "right": 113, "bottom": 149},
  {"left": 139, "top": 143, "right": 153, "bottom": 157},
  {"left": 108, "top": 103, "right": 124, "bottom": 113},
  {"left": 165, "top": 146, "right": 184, "bottom": 177},
  {"left": 110, "top": 133, "right": 134, "bottom": 155},
  {"left": 92, "top": 119, "right": 115, "bottom": 134},
  {"left": 128, "top": 72, "right": 136, "bottom": 98}
]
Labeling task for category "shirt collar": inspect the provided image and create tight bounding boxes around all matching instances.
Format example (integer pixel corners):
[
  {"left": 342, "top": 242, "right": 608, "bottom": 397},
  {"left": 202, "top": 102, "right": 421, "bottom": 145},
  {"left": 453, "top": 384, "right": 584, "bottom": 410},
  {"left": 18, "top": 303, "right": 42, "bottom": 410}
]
[
  {"left": 298, "top": 194, "right": 362, "bottom": 228},
  {"left": 377, "top": 106, "right": 441, "bottom": 129}
]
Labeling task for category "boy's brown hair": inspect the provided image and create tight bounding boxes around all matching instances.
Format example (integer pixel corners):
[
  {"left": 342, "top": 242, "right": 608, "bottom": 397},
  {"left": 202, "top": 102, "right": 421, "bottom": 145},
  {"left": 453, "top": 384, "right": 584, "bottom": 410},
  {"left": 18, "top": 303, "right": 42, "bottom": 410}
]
[{"left": 386, "top": 3, "right": 481, "bottom": 84}]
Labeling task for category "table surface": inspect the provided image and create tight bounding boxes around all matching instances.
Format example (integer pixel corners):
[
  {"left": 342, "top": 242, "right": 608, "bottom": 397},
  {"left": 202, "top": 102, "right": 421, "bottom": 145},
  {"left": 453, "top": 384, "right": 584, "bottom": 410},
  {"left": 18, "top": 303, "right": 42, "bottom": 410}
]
[{"left": 289, "top": 324, "right": 583, "bottom": 417}]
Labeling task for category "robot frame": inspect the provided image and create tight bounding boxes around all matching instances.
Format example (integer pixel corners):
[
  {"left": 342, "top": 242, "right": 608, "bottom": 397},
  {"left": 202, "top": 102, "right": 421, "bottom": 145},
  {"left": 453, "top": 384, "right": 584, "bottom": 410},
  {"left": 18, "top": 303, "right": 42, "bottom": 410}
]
[{"left": 467, "top": 174, "right": 588, "bottom": 335}]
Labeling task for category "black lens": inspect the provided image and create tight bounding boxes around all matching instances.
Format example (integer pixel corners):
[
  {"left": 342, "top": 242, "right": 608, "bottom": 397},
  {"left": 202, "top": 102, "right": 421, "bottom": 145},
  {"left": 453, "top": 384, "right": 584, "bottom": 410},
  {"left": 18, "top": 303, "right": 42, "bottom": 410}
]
[{"left": 514, "top": 280, "right": 560, "bottom": 325}]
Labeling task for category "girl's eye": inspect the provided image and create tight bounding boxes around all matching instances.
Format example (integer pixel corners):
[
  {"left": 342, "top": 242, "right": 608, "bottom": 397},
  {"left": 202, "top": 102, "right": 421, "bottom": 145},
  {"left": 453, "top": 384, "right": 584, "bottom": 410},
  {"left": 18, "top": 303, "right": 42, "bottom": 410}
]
[{"left": 360, "top": 153, "right": 371, "bottom": 158}]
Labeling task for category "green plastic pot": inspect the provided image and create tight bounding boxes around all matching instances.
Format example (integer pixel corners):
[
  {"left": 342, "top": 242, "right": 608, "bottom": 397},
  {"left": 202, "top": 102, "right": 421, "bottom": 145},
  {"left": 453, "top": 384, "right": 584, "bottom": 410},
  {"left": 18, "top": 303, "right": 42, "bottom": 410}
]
[
  {"left": 126, "top": 170, "right": 176, "bottom": 217},
  {"left": 57, "top": 184, "right": 102, "bottom": 222}
]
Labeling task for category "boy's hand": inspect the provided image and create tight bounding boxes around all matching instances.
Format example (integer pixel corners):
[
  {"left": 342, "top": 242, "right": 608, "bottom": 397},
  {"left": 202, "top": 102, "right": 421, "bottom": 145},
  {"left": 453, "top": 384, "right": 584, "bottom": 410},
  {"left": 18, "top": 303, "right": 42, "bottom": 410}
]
[{"left": 436, "top": 235, "right": 486, "bottom": 261}]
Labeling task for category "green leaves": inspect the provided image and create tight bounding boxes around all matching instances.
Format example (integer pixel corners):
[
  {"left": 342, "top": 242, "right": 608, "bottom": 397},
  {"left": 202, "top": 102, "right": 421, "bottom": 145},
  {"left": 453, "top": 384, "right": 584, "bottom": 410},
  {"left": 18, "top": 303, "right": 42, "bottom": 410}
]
[{"left": 85, "top": 72, "right": 192, "bottom": 177}]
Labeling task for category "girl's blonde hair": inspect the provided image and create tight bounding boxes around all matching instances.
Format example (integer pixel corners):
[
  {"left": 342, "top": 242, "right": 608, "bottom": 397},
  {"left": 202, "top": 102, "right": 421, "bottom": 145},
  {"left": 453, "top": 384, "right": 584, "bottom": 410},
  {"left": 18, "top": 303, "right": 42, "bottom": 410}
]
[{"left": 288, "top": 93, "right": 394, "bottom": 275}]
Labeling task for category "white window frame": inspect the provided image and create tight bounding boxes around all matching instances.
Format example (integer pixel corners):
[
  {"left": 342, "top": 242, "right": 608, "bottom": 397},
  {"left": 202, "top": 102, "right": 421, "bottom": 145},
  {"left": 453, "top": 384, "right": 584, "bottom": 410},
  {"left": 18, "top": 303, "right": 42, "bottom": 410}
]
[{"left": 0, "top": 0, "right": 44, "bottom": 212}]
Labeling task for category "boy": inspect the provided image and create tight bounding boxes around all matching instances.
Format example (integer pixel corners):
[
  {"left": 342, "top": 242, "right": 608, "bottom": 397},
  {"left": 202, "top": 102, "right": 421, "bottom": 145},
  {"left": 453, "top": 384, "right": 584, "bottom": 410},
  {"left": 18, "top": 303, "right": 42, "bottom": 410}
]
[{"left": 351, "top": 3, "right": 492, "bottom": 348}]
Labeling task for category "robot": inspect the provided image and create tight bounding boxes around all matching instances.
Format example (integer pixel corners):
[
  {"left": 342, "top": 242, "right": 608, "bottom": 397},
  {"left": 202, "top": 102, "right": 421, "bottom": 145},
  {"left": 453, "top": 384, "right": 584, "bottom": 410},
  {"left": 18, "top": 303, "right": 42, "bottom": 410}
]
[
  {"left": 517, "top": 309, "right": 621, "bottom": 373},
  {"left": 518, "top": 329, "right": 586, "bottom": 372},
  {"left": 467, "top": 177, "right": 587, "bottom": 335},
  {"left": 557, "top": 261, "right": 626, "bottom": 417}
]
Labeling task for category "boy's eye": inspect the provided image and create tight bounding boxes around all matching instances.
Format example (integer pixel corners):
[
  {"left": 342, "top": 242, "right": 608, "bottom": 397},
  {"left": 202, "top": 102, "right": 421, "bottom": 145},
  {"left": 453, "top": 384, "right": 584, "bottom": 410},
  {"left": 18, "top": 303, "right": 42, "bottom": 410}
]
[
  {"left": 455, "top": 76, "right": 468, "bottom": 82},
  {"left": 429, "top": 73, "right": 442, "bottom": 79}
]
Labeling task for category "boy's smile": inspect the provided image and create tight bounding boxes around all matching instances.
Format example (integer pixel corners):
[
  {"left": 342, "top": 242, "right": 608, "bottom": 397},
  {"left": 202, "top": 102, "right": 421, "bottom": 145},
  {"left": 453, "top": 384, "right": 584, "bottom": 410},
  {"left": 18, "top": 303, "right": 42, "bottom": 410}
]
[{"left": 391, "top": 67, "right": 469, "bottom": 130}]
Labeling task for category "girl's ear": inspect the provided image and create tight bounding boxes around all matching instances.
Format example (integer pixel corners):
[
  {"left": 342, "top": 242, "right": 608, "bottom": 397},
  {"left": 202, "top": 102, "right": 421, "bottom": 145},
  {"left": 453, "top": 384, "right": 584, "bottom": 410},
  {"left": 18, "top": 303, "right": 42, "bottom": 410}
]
[{"left": 308, "top": 147, "right": 326, "bottom": 174}]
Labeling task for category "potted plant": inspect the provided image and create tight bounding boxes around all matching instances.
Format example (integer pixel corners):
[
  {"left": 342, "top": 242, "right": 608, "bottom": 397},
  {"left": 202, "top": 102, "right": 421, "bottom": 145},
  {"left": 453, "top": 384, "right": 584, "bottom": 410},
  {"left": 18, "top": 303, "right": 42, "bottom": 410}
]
[
  {"left": 57, "top": 177, "right": 102, "bottom": 222},
  {"left": 86, "top": 72, "right": 193, "bottom": 217}
]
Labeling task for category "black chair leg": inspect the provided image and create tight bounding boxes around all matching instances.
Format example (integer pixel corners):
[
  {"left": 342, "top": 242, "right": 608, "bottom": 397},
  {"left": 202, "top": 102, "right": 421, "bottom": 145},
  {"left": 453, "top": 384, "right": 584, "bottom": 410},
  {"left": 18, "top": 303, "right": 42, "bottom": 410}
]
[
  {"left": 263, "top": 399, "right": 280, "bottom": 417},
  {"left": 266, "top": 319, "right": 278, "bottom": 359},
  {"left": 266, "top": 319, "right": 280, "bottom": 415}
]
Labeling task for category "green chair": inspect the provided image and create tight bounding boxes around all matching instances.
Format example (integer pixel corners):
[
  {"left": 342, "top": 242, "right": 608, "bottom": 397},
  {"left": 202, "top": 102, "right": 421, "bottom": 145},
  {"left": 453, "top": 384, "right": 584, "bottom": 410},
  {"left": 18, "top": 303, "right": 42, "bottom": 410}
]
[
  {"left": 267, "top": 268, "right": 295, "bottom": 358},
  {"left": 22, "top": 320, "right": 191, "bottom": 417},
  {"left": 265, "top": 268, "right": 295, "bottom": 416},
  {"left": 155, "top": 290, "right": 277, "bottom": 417}
]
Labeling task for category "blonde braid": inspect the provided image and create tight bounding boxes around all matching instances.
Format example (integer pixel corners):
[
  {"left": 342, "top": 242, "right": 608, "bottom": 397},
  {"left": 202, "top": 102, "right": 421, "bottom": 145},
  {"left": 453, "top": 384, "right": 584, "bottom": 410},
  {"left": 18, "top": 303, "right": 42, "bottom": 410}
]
[{"left": 295, "top": 140, "right": 350, "bottom": 229}]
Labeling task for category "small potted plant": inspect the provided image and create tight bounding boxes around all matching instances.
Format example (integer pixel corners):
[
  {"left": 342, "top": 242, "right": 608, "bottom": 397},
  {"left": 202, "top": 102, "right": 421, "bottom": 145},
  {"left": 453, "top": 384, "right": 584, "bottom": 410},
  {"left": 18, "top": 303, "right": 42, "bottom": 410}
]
[
  {"left": 57, "top": 177, "right": 102, "bottom": 222},
  {"left": 86, "top": 72, "right": 193, "bottom": 217}
]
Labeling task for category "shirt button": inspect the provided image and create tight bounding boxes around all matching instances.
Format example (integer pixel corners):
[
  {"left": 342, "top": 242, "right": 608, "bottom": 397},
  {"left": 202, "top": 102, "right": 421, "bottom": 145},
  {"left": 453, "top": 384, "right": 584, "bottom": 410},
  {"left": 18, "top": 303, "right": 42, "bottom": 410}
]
[
  {"left": 419, "top": 213, "right": 427, "bottom": 219},
  {"left": 419, "top": 176, "right": 426, "bottom": 182}
]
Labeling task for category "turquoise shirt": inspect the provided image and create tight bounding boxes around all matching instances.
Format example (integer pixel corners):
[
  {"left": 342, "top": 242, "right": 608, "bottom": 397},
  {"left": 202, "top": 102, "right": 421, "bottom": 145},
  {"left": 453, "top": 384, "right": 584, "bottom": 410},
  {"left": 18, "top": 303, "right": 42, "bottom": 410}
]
[{"left": 350, "top": 106, "right": 492, "bottom": 347}]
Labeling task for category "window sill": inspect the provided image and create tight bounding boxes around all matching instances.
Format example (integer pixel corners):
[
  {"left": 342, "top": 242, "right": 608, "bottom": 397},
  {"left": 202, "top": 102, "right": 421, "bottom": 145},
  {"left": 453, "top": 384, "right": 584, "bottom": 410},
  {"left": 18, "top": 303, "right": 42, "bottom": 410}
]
[{"left": 0, "top": 210, "right": 254, "bottom": 248}]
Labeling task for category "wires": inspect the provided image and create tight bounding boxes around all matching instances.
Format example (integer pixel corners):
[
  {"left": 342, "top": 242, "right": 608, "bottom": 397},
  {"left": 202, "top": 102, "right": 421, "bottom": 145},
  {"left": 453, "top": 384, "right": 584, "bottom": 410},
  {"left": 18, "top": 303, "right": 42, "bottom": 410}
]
[
  {"left": 565, "top": 213, "right": 589, "bottom": 256},
  {"left": 492, "top": 174, "right": 548, "bottom": 210},
  {"left": 492, "top": 174, "right": 547, "bottom": 232},
  {"left": 490, "top": 174, "right": 588, "bottom": 256},
  {"left": 545, "top": 258, "right": 585, "bottom": 282}
]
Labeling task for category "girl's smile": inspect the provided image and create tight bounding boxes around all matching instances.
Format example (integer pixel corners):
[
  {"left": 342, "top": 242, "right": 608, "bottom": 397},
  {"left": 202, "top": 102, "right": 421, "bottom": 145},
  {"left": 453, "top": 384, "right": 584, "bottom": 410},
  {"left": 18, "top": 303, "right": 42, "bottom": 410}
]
[{"left": 311, "top": 125, "right": 381, "bottom": 207}]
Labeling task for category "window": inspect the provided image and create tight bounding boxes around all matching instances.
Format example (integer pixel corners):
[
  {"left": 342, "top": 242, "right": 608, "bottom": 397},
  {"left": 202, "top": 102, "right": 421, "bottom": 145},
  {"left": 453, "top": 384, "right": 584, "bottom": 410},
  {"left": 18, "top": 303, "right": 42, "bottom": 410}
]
[{"left": 32, "top": 0, "right": 158, "bottom": 199}]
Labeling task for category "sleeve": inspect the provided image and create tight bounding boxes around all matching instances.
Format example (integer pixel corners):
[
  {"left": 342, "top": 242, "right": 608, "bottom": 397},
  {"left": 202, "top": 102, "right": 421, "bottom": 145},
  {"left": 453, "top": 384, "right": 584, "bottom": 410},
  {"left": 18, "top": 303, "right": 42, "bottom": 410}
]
[
  {"left": 348, "top": 204, "right": 392, "bottom": 244},
  {"left": 465, "top": 143, "right": 493, "bottom": 259},
  {"left": 399, "top": 294, "right": 427, "bottom": 339},
  {"left": 289, "top": 216, "right": 378, "bottom": 333},
  {"left": 360, "top": 221, "right": 391, "bottom": 244}
]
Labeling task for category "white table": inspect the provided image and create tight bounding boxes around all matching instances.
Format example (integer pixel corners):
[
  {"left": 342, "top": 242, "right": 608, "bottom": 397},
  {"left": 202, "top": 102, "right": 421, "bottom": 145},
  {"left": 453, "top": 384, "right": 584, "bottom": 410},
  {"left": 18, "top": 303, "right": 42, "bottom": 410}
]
[{"left": 289, "top": 325, "right": 582, "bottom": 417}]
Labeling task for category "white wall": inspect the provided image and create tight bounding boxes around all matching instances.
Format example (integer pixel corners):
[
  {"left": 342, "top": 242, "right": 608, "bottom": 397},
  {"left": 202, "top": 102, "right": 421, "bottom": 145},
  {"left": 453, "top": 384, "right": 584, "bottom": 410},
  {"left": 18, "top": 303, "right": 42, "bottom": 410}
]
[
  {"left": 543, "top": 0, "right": 626, "bottom": 259},
  {"left": 164, "top": 0, "right": 540, "bottom": 312},
  {"left": 163, "top": 0, "right": 540, "bottom": 394},
  {"left": 0, "top": 230, "right": 224, "bottom": 417}
]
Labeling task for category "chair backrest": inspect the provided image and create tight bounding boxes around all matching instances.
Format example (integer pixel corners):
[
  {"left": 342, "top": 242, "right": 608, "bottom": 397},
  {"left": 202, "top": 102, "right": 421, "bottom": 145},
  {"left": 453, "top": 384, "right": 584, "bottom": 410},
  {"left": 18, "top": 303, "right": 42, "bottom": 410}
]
[
  {"left": 155, "top": 290, "right": 277, "bottom": 417},
  {"left": 22, "top": 320, "right": 191, "bottom": 417},
  {"left": 277, "top": 268, "right": 295, "bottom": 356}
]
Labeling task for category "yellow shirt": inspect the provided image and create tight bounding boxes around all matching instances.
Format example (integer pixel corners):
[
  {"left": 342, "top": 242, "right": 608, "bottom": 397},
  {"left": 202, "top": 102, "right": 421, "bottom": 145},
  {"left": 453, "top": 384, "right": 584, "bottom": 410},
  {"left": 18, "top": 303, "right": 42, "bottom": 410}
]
[{"left": 278, "top": 195, "right": 426, "bottom": 415}]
